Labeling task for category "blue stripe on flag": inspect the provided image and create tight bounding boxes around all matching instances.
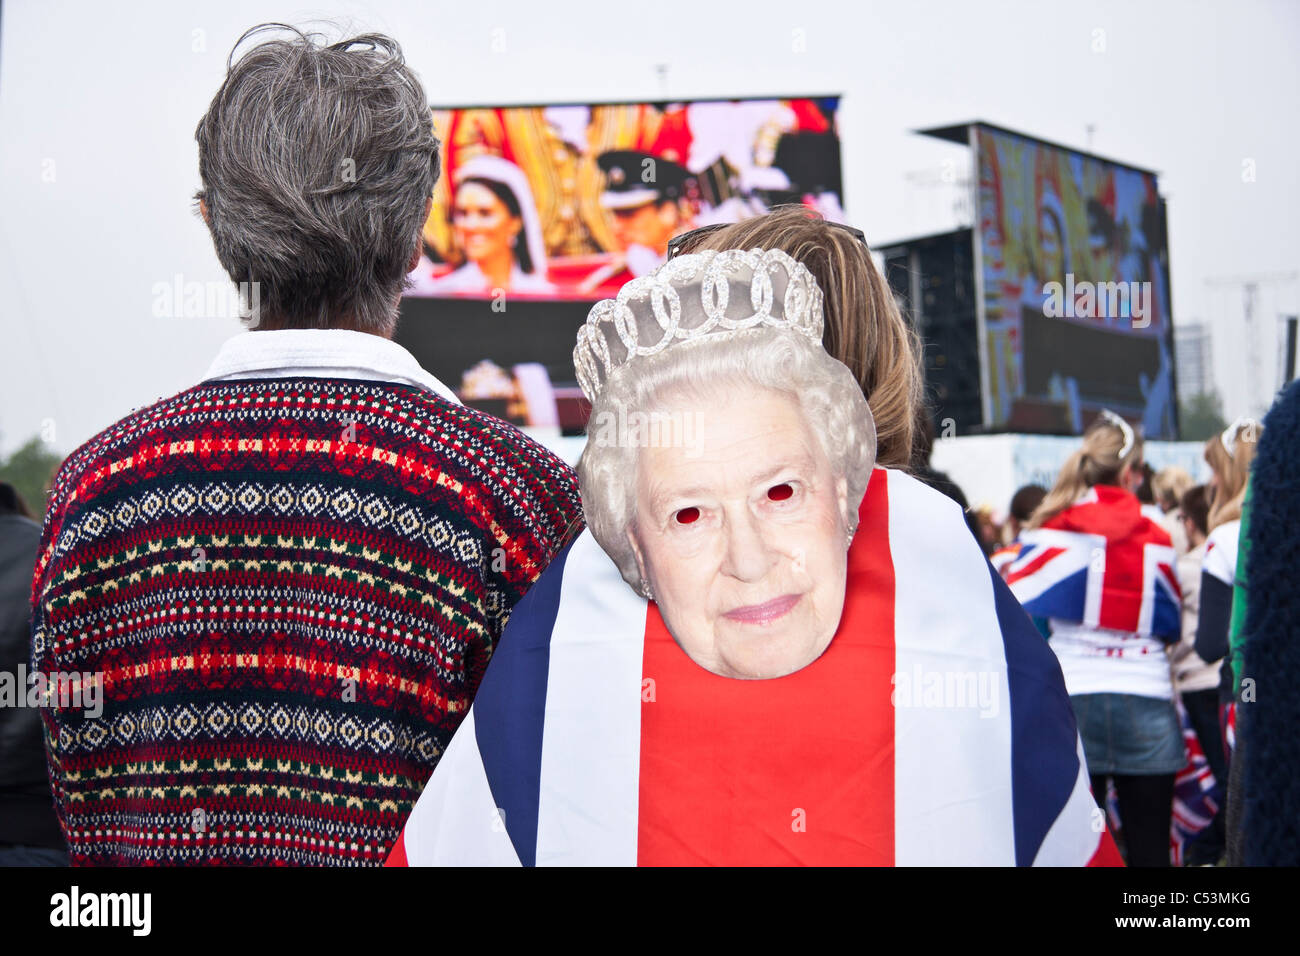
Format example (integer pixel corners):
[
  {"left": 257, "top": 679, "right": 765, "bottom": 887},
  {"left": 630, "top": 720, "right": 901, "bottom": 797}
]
[
  {"left": 990, "top": 561, "right": 1082, "bottom": 866},
  {"left": 472, "top": 542, "right": 572, "bottom": 867},
  {"left": 1019, "top": 565, "right": 1089, "bottom": 623},
  {"left": 1153, "top": 588, "right": 1182, "bottom": 641}
]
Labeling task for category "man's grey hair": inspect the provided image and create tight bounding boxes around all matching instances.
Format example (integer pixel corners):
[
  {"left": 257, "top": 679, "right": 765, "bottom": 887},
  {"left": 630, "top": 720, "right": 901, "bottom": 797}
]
[
  {"left": 577, "top": 329, "right": 877, "bottom": 597},
  {"left": 195, "top": 23, "right": 440, "bottom": 335}
]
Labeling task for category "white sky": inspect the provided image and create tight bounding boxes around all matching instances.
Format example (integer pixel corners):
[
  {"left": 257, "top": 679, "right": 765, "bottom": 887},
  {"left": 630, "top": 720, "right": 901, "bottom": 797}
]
[{"left": 2, "top": 0, "right": 1297, "bottom": 456}]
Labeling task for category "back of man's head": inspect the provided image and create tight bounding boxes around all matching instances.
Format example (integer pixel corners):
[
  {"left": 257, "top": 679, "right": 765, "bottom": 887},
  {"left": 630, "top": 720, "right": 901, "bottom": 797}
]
[
  {"left": 1180, "top": 484, "right": 1210, "bottom": 540},
  {"left": 195, "top": 23, "right": 439, "bottom": 336}
]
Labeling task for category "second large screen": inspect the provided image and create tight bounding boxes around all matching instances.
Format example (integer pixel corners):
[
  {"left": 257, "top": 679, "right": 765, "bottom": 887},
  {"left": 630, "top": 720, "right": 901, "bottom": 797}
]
[{"left": 975, "top": 125, "right": 1176, "bottom": 438}]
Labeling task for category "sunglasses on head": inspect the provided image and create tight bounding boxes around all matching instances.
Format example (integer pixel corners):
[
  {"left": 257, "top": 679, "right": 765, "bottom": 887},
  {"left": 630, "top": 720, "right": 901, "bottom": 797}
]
[{"left": 666, "top": 219, "right": 870, "bottom": 260}]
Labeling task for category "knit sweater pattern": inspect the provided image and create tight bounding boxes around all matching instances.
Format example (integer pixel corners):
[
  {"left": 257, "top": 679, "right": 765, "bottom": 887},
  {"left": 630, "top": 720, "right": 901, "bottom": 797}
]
[{"left": 30, "top": 377, "right": 582, "bottom": 865}]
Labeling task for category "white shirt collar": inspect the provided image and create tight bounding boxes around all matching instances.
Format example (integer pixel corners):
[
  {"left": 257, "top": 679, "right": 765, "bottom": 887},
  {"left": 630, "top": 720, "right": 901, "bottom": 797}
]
[{"left": 204, "top": 329, "right": 460, "bottom": 405}]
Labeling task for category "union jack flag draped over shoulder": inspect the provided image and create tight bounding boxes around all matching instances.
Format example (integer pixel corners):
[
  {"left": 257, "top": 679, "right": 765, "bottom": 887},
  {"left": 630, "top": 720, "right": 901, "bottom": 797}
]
[
  {"left": 997, "top": 485, "right": 1181, "bottom": 640},
  {"left": 386, "top": 470, "right": 1122, "bottom": 866}
]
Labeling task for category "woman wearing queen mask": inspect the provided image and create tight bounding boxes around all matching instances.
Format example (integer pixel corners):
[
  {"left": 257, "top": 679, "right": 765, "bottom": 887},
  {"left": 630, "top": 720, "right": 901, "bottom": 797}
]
[{"left": 387, "top": 249, "right": 1119, "bottom": 867}]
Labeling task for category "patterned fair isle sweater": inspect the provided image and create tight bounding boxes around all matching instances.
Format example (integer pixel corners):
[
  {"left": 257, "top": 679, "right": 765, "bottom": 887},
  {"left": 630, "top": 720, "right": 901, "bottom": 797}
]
[{"left": 30, "top": 377, "right": 583, "bottom": 865}]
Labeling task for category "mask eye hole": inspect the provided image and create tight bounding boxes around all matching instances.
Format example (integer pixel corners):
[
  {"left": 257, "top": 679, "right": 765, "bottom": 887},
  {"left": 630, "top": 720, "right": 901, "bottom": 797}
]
[
  {"left": 674, "top": 506, "right": 700, "bottom": 525},
  {"left": 767, "top": 483, "right": 794, "bottom": 502}
]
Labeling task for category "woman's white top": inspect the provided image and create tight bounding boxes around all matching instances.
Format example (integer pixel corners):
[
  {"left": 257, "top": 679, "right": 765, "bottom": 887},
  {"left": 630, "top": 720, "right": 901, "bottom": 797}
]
[{"left": 1048, "top": 619, "right": 1173, "bottom": 699}]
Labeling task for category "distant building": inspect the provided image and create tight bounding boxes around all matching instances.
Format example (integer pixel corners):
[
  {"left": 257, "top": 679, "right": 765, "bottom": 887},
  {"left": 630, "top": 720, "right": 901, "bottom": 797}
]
[{"left": 1176, "top": 322, "right": 1214, "bottom": 400}]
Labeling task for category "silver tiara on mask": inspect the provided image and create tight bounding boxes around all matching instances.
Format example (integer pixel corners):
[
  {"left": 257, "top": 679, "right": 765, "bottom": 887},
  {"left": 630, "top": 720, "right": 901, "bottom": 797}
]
[{"left": 573, "top": 249, "right": 824, "bottom": 401}]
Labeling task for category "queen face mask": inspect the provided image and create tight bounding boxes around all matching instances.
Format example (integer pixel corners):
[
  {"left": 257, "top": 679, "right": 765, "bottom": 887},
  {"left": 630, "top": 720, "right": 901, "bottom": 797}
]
[
  {"left": 574, "top": 249, "right": 875, "bottom": 677},
  {"left": 622, "top": 382, "right": 850, "bottom": 680}
]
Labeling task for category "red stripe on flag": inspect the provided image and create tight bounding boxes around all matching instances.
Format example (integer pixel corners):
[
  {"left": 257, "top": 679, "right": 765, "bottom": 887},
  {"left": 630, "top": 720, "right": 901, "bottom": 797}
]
[
  {"left": 1004, "top": 546, "right": 1065, "bottom": 586},
  {"left": 1098, "top": 537, "right": 1145, "bottom": 631},
  {"left": 636, "top": 468, "right": 897, "bottom": 865},
  {"left": 1158, "top": 562, "right": 1181, "bottom": 599},
  {"left": 1087, "top": 827, "right": 1126, "bottom": 867},
  {"left": 384, "top": 831, "right": 409, "bottom": 867}
]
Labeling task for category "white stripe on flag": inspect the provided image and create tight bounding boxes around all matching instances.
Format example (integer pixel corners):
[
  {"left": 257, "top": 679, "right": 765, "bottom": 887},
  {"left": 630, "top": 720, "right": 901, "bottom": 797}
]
[
  {"left": 1139, "top": 546, "right": 1157, "bottom": 636},
  {"left": 535, "top": 530, "right": 647, "bottom": 866},
  {"left": 1032, "top": 733, "right": 1104, "bottom": 865},
  {"left": 1008, "top": 528, "right": 1100, "bottom": 605},
  {"left": 888, "top": 470, "right": 1016, "bottom": 865},
  {"left": 1145, "top": 541, "right": 1178, "bottom": 636},
  {"left": 400, "top": 710, "right": 522, "bottom": 866},
  {"left": 1082, "top": 533, "right": 1105, "bottom": 628}
]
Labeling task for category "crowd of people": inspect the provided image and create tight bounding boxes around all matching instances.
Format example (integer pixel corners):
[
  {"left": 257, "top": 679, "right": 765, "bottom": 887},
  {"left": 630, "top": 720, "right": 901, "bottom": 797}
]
[
  {"left": 965, "top": 422, "right": 1261, "bottom": 866},
  {"left": 1, "top": 23, "right": 1294, "bottom": 867},
  {"left": 916, "top": 412, "right": 1272, "bottom": 859}
]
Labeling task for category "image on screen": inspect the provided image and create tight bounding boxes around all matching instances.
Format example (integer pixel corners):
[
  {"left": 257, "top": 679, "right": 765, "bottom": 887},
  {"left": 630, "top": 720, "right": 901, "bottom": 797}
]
[
  {"left": 405, "top": 97, "right": 844, "bottom": 301},
  {"left": 974, "top": 124, "right": 1176, "bottom": 438},
  {"left": 397, "top": 96, "right": 844, "bottom": 435}
]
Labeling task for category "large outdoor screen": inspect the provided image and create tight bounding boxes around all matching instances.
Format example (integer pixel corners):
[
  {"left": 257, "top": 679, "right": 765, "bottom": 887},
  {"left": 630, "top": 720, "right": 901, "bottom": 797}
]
[
  {"left": 405, "top": 97, "right": 844, "bottom": 301},
  {"left": 397, "top": 96, "right": 844, "bottom": 435},
  {"left": 974, "top": 124, "right": 1176, "bottom": 438}
]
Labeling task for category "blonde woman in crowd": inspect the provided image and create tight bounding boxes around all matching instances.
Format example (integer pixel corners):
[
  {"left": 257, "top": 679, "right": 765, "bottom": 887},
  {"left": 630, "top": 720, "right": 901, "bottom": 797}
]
[
  {"left": 1003, "top": 412, "right": 1183, "bottom": 866},
  {"left": 1152, "top": 465, "right": 1195, "bottom": 555},
  {"left": 1194, "top": 418, "right": 1262, "bottom": 713}
]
